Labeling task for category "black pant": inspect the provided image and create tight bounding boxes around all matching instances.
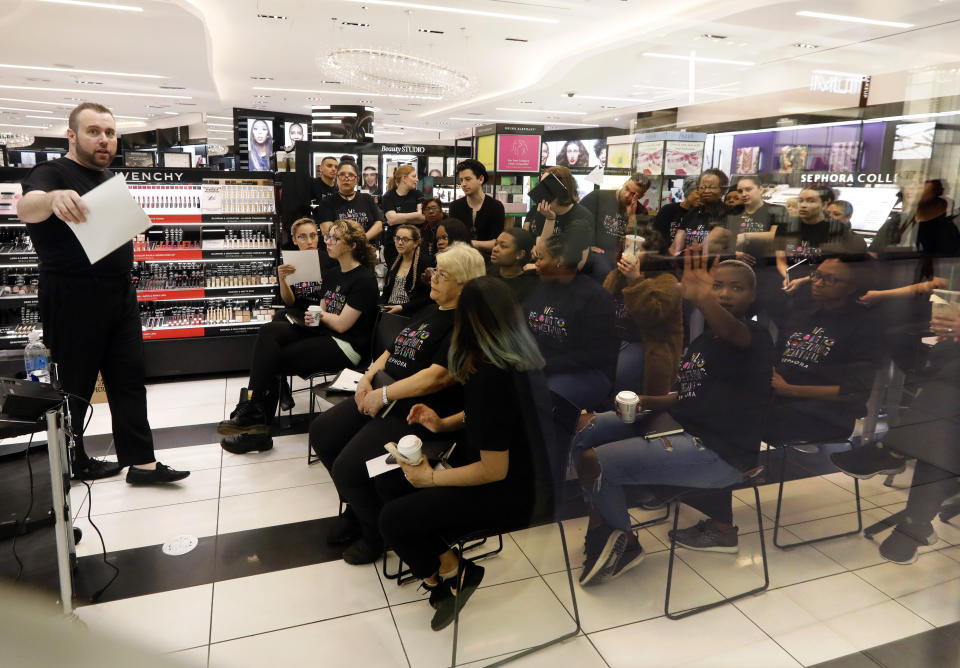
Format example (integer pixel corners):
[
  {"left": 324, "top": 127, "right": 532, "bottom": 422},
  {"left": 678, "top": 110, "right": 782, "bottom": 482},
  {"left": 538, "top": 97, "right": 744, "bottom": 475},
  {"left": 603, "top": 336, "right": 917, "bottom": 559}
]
[
  {"left": 378, "top": 481, "right": 530, "bottom": 578},
  {"left": 248, "top": 319, "right": 352, "bottom": 419},
  {"left": 309, "top": 399, "right": 456, "bottom": 545},
  {"left": 39, "top": 272, "right": 154, "bottom": 468}
]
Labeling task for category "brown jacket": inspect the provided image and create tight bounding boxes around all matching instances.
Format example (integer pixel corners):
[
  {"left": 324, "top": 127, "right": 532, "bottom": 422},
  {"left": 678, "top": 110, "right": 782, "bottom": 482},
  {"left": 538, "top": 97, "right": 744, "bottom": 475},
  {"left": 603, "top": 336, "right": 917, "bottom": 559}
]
[{"left": 604, "top": 269, "right": 683, "bottom": 396}]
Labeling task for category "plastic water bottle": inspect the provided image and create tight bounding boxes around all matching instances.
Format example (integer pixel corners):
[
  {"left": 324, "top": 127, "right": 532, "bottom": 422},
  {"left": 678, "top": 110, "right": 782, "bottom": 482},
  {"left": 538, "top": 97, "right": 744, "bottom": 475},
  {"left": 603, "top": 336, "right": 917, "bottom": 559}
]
[{"left": 24, "top": 330, "right": 50, "bottom": 384}]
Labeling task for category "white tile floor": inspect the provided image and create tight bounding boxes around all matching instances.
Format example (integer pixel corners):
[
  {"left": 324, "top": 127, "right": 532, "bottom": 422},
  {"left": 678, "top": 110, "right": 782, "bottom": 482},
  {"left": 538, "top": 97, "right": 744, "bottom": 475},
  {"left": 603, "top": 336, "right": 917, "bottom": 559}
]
[{"left": 11, "top": 376, "right": 960, "bottom": 667}]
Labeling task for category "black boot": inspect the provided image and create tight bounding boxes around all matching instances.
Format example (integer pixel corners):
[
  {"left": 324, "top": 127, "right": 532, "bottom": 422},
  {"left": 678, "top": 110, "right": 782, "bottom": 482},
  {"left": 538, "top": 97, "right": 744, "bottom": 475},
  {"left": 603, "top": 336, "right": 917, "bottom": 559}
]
[
  {"left": 220, "top": 432, "right": 274, "bottom": 454},
  {"left": 217, "top": 398, "right": 269, "bottom": 435}
]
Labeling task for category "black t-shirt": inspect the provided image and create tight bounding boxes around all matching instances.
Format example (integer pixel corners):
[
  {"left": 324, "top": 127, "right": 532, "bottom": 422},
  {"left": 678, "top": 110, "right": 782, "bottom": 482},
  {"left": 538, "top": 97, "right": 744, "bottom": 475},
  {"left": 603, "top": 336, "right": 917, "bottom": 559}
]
[
  {"left": 775, "top": 217, "right": 866, "bottom": 266},
  {"left": 383, "top": 305, "right": 462, "bottom": 415},
  {"left": 448, "top": 195, "right": 505, "bottom": 242},
  {"left": 775, "top": 301, "right": 882, "bottom": 423},
  {"left": 21, "top": 158, "right": 133, "bottom": 276},
  {"left": 527, "top": 203, "right": 592, "bottom": 240},
  {"left": 315, "top": 264, "right": 379, "bottom": 354},
  {"left": 523, "top": 275, "right": 617, "bottom": 381},
  {"left": 311, "top": 178, "right": 336, "bottom": 203},
  {"left": 654, "top": 202, "right": 689, "bottom": 245},
  {"left": 727, "top": 203, "right": 786, "bottom": 235},
  {"left": 487, "top": 265, "right": 540, "bottom": 304},
  {"left": 677, "top": 203, "right": 731, "bottom": 249},
  {"left": 381, "top": 189, "right": 423, "bottom": 231},
  {"left": 579, "top": 190, "right": 627, "bottom": 255},
  {"left": 464, "top": 364, "right": 532, "bottom": 488},
  {"left": 317, "top": 192, "right": 382, "bottom": 234},
  {"left": 668, "top": 320, "right": 775, "bottom": 469}
]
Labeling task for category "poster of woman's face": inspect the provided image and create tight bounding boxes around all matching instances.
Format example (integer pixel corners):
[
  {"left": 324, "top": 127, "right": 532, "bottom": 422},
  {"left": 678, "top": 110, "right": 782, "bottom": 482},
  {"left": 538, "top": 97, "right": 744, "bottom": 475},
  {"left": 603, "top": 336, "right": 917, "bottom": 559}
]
[
  {"left": 283, "top": 122, "right": 307, "bottom": 152},
  {"left": 542, "top": 139, "right": 605, "bottom": 169},
  {"left": 247, "top": 118, "right": 273, "bottom": 171}
]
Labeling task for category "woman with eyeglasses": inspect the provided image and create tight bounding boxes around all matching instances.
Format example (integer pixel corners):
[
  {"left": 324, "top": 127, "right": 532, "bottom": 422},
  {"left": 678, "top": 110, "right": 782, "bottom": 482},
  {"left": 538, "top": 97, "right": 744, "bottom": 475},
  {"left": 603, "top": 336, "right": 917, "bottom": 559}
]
[
  {"left": 218, "top": 219, "right": 380, "bottom": 453},
  {"left": 310, "top": 243, "right": 487, "bottom": 565},
  {"left": 671, "top": 169, "right": 733, "bottom": 255},
  {"left": 381, "top": 164, "right": 424, "bottom": 265},
  {"left": 277, "top": 218, "right": 333, "bottom": 307},
  {"left": 316, "top": 161, "right": 384, "bottom": 242},
  {"left": 421, "top": 197, "right": 445, "bottom": 253},
  {"left": 381, "top": 223, "right": 435, "bottom": 316}
]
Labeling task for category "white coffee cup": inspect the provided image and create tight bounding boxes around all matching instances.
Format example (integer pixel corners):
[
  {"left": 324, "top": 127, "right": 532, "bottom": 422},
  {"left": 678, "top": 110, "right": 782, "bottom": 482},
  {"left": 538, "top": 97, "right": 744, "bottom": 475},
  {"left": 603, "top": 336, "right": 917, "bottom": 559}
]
[
  {"left": 397, "top": 434, "right": 423, "bottom": 465},
  {"left": 931, "top": 289, "right": 960, "bottom": 318},
  {"left": 615, "top": 391, "right": 641, "bottom": 424},
  {"left": 306, "top": 305, "right": 323, "bottom": 326}
]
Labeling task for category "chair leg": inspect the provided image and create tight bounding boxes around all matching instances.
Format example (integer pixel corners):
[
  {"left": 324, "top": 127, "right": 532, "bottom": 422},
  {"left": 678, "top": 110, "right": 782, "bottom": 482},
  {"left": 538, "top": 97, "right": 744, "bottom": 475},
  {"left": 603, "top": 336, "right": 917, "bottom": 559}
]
[
  {"left": 484, "top": 521, "right": 581, "bottom": 668},
  {"left": 451, "top": 540, "right": 467, "bottom": 668},
  {"left": 665, "top": 486, "right": 769, "bottom": 620},
  {"left": 774, "top": 447, "right": 863, "bottom": 549},
  {"left": 631, "top": 502, "right": 671, "bottom": 530}
]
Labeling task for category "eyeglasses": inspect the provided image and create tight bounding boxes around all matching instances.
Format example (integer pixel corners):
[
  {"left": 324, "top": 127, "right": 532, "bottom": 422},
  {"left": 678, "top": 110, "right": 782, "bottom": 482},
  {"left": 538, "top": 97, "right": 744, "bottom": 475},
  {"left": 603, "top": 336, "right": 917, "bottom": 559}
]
[
  {"left": 295, "top": 232, "right": 319, "bottom": 241},
  {"left": 429, "top": 268, "right": 453, "bottom": 283},
  {"left": 394, "top": 236, "right": 415, "bottom": 244},
  {"left": 809, "top": 270, "right": 846, "bottom": 286},
  {"left": 337, "top": 173, "right": 357, "bottom": 181},
  {"left": 323, "top": 234, "right": 342, "bottom": 244},
  {"left": 423, "top": 206, "right": 442, "bottom": 212}
]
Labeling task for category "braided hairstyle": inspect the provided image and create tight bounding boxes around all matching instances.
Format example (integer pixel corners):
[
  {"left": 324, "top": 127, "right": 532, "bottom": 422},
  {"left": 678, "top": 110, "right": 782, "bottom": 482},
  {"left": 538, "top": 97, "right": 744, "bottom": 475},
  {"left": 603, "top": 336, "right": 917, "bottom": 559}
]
[{"left": 389, "top": 223, "right": 423, "bottom": 293}]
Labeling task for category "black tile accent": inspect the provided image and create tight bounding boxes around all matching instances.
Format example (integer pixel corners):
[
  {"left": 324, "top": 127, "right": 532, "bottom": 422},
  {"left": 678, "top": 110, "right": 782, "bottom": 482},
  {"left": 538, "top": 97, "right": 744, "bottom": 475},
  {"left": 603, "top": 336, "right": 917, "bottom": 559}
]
[
  {"left": 810, "top": 653, "right": 883, "bottom": 668},
  {"left": 864, "top": 623, "right": 960, "bottom": 668}
]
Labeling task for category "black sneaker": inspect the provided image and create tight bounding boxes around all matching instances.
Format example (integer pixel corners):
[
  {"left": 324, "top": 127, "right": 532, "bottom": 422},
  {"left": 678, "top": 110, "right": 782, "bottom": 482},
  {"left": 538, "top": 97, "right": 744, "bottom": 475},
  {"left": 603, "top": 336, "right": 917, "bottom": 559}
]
[
  {"left": 879, "top": 525, "right": 923, "bottom": 565},
  {"left": 670, "top": 519, "right": 739, "bottom": 553},
  {"left": 342, "top": 537, "right": 383, "bottom": 565},
  {"left": 220, "top": 433, "right": 273, "bottom": 454},
  {"left": 830, "top": 447, "right": 906, "bottom": 480},
  {"left": 579, "top": 524, "right": 622, "bottom": 586},
  {"left": 431, "top": 558, "right": 485, "bottom": 631},
  {"left": 71, "top": 457, "right": 122, "bottom": 481},
  {"left": 608, "top": 532, "right": 645, "bottom": 579},
  {"left": 217, "top": 400, "right": 268, "bottom": 436},
  {"left": 125, "top": 462, "right": 190, "bottom": 485}
]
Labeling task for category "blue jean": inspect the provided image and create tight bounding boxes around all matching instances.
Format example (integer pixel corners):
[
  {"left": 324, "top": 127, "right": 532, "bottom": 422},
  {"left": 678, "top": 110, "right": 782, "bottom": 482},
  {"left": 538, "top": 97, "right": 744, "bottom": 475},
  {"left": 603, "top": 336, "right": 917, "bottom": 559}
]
[
  {"left": 614, "top": 341, "right": 645, "bottom": 394},
  {"left": 548, "top": 369, "right": 612, "bottom": 413},
  {"left": 572, "top": 412, "right": 744, "bottom": 531}
]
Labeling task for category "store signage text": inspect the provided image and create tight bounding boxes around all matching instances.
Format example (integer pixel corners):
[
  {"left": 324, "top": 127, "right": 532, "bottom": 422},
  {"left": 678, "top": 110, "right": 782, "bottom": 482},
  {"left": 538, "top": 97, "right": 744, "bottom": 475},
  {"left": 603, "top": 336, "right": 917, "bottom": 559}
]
[
  {"left": 809, "top": 70, "right": 868, "bottom": 95},
  {"left": 801, "top": 172, "right": 898, "bottom": 185},
  {"left": 501, "top": 125, "right": 538, "bottom": 133},
  {"left": 117, "top": 171, "right": 185, "bottom": 182},
  {"left": 380, "top": 145, "right": 426, "bottom": 154}
]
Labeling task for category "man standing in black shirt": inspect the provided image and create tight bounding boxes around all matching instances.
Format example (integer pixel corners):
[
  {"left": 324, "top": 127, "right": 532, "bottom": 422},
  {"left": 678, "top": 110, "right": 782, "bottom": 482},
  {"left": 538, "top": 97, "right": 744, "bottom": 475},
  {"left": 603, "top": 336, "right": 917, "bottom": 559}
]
[
  {"left": 311, "top": 155, "right": 338, "bottom": 205},
  {"left": 448, "top": 159, "right": 505, "bottom": 256},
  {"left": 17, "top": 102, "right": 188, "bottom": 484}
]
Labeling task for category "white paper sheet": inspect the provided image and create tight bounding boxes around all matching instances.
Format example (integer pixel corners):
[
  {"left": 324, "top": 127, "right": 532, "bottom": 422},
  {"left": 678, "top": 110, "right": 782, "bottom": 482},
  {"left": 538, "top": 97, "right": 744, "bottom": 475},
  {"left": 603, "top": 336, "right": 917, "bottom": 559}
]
[
  {"left": 281, "top": 249, "right": 323, "bottom": 284},
  {"left": 366, "top": 454, "right": 399, "bottom": 478},
  {"left": 69, "top": 175, "right": 152, "bottom": 264}
]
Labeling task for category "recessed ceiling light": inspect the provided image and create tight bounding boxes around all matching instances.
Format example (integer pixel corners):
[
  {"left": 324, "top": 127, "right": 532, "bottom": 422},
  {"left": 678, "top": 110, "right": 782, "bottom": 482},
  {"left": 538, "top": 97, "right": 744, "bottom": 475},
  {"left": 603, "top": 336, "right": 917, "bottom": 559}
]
[
  {"left": 0, "top": 122, "right": 51, "bottom": 129},
  {"left": 0, "top": 63, "right": 164, "bottom": 78},
  {"left": 497, "top": 107, "right": 587, "bottom": 115},
  {"left": 642, "top": 52, "right": 755, "bottom": 66},
  {"left": 450, "top": 116, "right": 598, "bottom": 128},
  {"left": 560, "top": 94, "right": 651, "bottom": 103},
  {"left": 256, "top": 13, "right": 288, "bottom": 20},
  {"left": 250, "top": 76, "right": 274, "bottom": 81},
  {"left": 207, "top": 122, "right": 233, "bottom": 127},
  {"left": 793, "top": 42, "right": 820, "bottom": 49},
  {"left": 35, "top": 0, "right": 142, "bottom": 12},
  {"left": 343, "top": 0, "right": 558, "bottom": 24},
  {"left": 0, "top": 105, "right": 52, "bottom": 113},
  {"left": 114, "top": 114, "right": 148, "bottom": 119},
  {"left": 75, "top": 80, "right": 103, "bottom": 85},
  {"left": 505, "top": 37, "right": 528, "bottom": 42},
  {"left": 24, "top": 77, "right": 52, "bottom": 83},
  {"left": 341, "top": 21, "right": 372, "bottom": 27},
  {"left": 381, "top": 123, "right": 438, "bottom": 132},
  {"left": 418, "top": 27, "right": 444, "bottom": 34},
  {"left": 701, "top": 33, "right": 727, "bottom": 39},
  {"left": 796, "top": 11, "right": 913, "bottom": 28},
  {"left": 0, "top": 84, "right": 190, "bottom": 99},
  {"left": 26, "top": 115, "right": 67, "bottom": 120},
  {"left": 206, "top": 115, "right": 232, "bottom": 120},
  {"left": 255, "top": 86, "right": 440, "bottom": 101}
]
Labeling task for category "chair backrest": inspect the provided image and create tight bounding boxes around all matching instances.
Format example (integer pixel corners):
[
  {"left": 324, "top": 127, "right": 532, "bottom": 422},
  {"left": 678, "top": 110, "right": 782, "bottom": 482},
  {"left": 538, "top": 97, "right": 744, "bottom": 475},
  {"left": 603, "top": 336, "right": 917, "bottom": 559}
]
[{"left": 371, "top": 311, "right": 411, "bottom": 362}]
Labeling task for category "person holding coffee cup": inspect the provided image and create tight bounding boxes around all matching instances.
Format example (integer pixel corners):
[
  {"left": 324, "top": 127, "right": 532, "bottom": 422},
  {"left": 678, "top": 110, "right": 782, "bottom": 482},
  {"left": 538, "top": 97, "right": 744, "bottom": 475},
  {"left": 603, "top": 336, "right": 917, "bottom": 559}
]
[
  {"left": 377, "top": 277, "right": 548, "bottom": 632},
  {"left": 217, "top": 220, "right": 379, "bottom": 453},
  {"left": 310, "top": 243, "right": 486, "bottom": 566},
  {"left": 571, "top": 250, "right": 775, "bottom": 585}
]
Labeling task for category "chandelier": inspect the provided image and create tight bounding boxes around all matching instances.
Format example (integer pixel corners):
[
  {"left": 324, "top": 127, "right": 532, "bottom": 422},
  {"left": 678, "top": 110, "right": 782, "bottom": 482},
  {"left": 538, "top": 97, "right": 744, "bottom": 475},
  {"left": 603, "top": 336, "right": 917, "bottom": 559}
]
[
  {"left": 206, "top": 143, "right": 227, "bottom": 156},
  {"left": 0, "top": 132, "right": 34, "bottom": 148},
  {"left": 322, "top": 48, "right": 472, "bottom": 100}
]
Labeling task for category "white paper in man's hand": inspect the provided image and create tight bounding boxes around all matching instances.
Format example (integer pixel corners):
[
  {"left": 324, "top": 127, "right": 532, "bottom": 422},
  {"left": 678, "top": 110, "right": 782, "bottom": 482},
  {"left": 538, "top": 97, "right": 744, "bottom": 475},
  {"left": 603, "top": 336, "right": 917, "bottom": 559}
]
[
  {"left": 68, "top": 175, "right": 152, "bottom": 264},
  {"left": 281, "top": 250, "right": 323, "bottom": 284}
]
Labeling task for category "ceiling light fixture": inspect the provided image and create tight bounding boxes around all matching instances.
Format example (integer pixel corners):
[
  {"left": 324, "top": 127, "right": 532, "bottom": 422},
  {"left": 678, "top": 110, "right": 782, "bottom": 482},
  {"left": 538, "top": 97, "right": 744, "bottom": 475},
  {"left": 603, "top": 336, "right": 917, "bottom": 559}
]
[
  {"left": 380, "top": 123, "right": 439, "bottom": 132},
  {"left": 497, "top": 107, "right": 587, "bottom": 115},
  {"left": 559, "top": 94, "right": 651, "bottom": 103},
  {"left": 206, "top": 115, "right": 233, "bottom": 120},
  {"left": 255, "top": 86, "right": 441, "bottom": 101},
  {"left": 0, "top": 132, "right": 35, "bottom": 147},
  {"left": 0, "top": 63, "right": 164, "bottom": 78},
  {"left": 26, "top": 115, "right": 67, "bottom": 120},
  {"left": 450, "top": 116, "right": 598, "bottom": 128},
  {"left": 0, "top": 106, "right": 52, "bottom": 113},
  {"left": 35, "top": 0, "right": 143, "bottom": 11},
  {"left": 0, "top": 97, "right": 73, "bottom": 107},
  {"left": 322, "top": 48, "right": 471, "bottom": 99},
  {"left": 113, "top": 114, "right": 148, "bottom": 119},
  {"left": 793, "top": 42, "right": 820, "bottom": 49},
  {"left": 0, "top": 123, "right": 50, "bottom": 129},
  {"left": 642, "top": 52, "right": 754, "bottom": 66},
  {"left": 343, "top": 0, "right": 558, "bottom": 23},
  {"left": 795, "top": 11, "right": 914, "bottom": 29},
  {"left": 206, "top": 122, "right": 233, "bottom": 127},
  {"left": 0, "top": 84, "right": 190, "bottom": 99}
]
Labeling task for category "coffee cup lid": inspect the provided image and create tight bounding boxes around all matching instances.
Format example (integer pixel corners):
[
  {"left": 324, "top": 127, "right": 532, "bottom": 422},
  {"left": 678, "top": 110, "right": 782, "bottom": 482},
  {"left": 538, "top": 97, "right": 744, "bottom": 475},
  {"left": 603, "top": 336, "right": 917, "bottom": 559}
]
[{"left": 616, "top": 391, "right": 639, "bottom": 402}]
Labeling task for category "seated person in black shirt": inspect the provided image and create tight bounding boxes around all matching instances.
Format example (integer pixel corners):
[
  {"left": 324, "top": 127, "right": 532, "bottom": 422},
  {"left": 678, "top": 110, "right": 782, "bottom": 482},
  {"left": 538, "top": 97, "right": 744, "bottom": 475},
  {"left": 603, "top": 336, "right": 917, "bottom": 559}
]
[
  {"left": 309, "top": 243, "right": 487, "bottom": 565},
  {"left": 378, "top": 277, "right": 549, "bottom": 631},
  {"left": 524, "top": 223, "right": 617, "bottom": 411},
  {"left": 316, "top": 161, "right": 384, "bottom": 242},
  {"left": 724, "top": 189, "right": 741, "bottom": 207},
  {"left": 578, "top": 172, "right": 651, "bottom": 279},
  {"left": 435, "top": 217, "right": 471, "bottom": 253},
  {"left": 218, "top": 220, "right": 380, "bottom": 452},
  {"left": 277, "top": 218, "right": 334, "bottom": 305},
  {"left": 420, "top": 197, "right": 445, "bottom": 254},
  {"left": 524, "top": 166, "right": 592, "bottom": 243},
  {"left": 381, "top": 223, "right": 434, "bottom": 316},
  {"left": 488, "top": 227, "right": 539, "bottom": 303},
  {"left": 670, "top": 169, "right": 732, "bottom": 255},
  {"left": 654, "top": 176, "right": 700, "bottom": 247},
  {"left": 572, "top": 253, "right": 774, "bottom": 582},
  {"left": 768, "top": 255, "right": 884, "bottom": 443}
]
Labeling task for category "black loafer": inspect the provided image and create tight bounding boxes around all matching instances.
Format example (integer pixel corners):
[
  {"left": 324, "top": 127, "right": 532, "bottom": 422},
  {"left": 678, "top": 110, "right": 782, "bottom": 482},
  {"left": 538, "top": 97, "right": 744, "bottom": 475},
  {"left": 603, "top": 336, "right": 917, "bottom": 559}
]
[
  {"left": 71, "top": 457, "right": 122, "bottom": 481},
  {"left": 220, "top": 433, "right": 274, "bottom": 454},
  {"left": 126, "top": 462, "right": 190, "bottom": 485}
]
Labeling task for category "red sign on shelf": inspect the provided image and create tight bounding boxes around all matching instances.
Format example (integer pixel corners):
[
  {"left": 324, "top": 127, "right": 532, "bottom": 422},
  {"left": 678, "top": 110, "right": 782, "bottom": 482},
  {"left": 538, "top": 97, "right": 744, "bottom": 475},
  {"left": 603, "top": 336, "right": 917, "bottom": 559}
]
[
  {"left": 148, "top": 214, "right": 202, "bottom": 224},
  {"left": 136, "top": 289, "right": 205, "bottom": 302},
  {"left": 142, "top": 327, "right": 205, "bottom": 341},
  {"left": 134, "top": 249, "right": 203, "bottom": 262}
]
